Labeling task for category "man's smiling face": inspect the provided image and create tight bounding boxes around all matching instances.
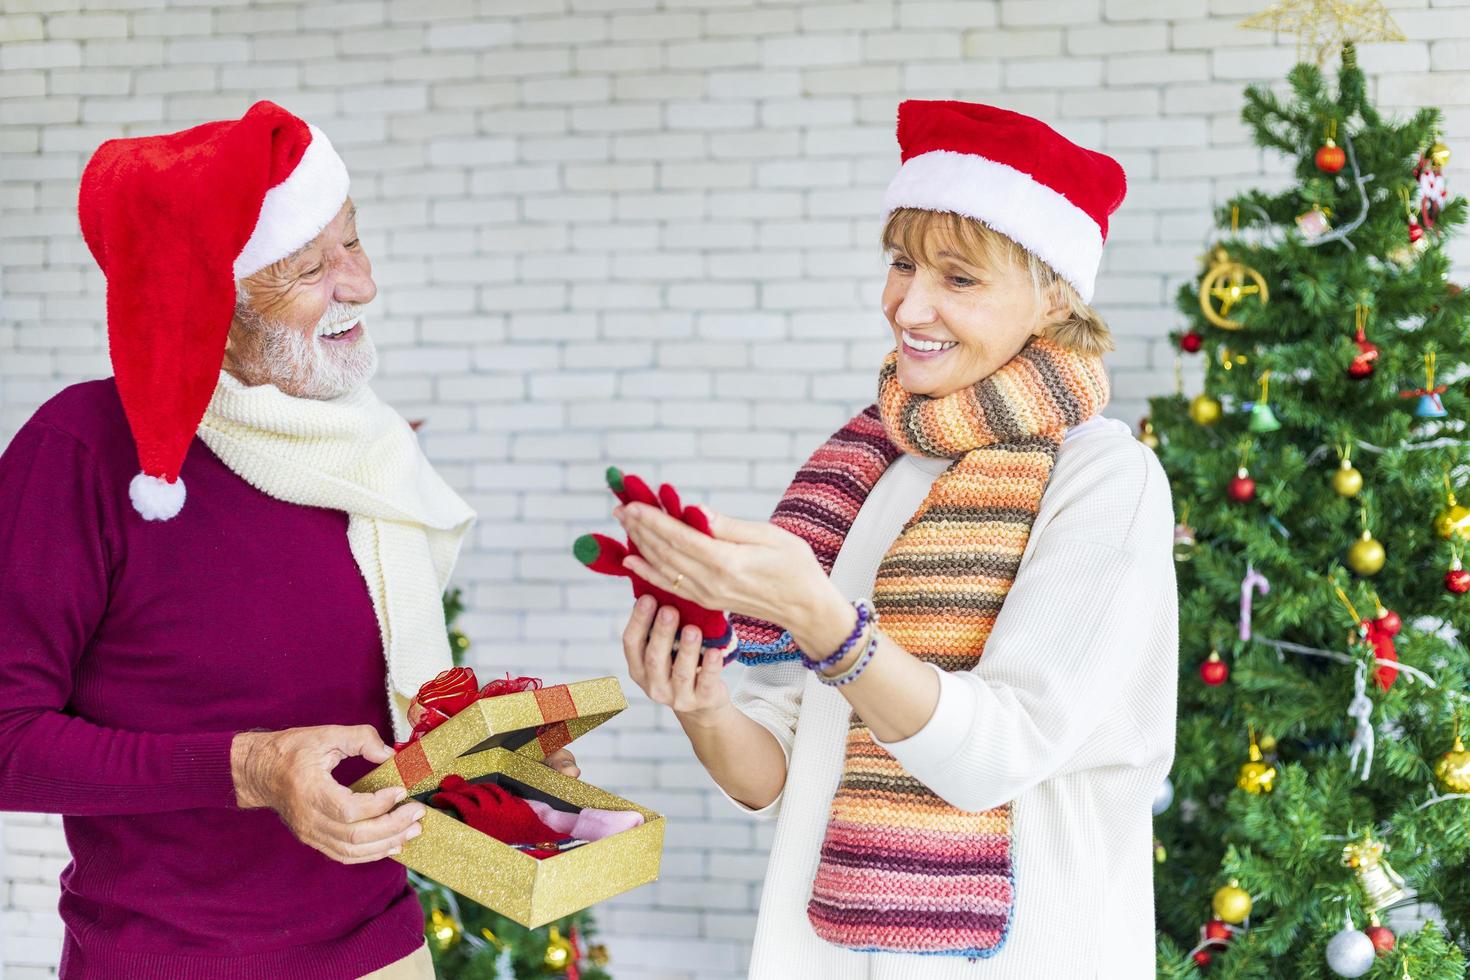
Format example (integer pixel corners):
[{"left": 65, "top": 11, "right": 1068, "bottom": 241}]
[{"left": 224, "top": 198, "right": 378, "bottom": 400}]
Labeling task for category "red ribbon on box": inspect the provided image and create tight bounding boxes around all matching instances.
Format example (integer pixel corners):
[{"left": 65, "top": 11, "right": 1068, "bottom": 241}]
[{"left": 391, "top": 671, "right": 580, "bottom": 787}]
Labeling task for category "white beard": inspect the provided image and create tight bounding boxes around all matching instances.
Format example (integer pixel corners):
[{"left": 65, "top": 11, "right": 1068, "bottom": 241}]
[{"left": 233, "top": 300, "right": 378, "bottom": 400}]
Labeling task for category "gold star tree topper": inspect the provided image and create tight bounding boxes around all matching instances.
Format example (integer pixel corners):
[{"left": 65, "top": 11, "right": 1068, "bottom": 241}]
[{"left": 1240, "top": 0, "right": 1406, "bottom": 65}]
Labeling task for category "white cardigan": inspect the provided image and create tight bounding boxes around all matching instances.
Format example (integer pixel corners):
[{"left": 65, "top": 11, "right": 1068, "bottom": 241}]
[{"left": 725, "top": 415, "right": 1178, "bottom": 979}]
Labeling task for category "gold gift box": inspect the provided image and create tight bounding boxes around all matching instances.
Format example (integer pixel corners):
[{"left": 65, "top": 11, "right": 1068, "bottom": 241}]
[{"left": 351, "top": 676, "right": 663, "bottom": 928}]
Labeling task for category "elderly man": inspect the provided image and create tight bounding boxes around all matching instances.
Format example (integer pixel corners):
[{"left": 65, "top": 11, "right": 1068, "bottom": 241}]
[{"left": 0, "top": 102, "right": 575, "bottom": 979}]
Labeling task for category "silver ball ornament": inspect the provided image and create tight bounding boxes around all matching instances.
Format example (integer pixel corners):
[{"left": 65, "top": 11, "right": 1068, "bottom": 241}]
[
  {"left": 1325, "top": 924, "right": 1376, "bottom": 977},
  {"left": 1151, "top": 776, "right": 1174, "bottom": 816}
]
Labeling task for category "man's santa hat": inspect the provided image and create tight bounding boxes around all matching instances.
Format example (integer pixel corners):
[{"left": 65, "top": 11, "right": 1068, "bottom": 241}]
[
  {"left": 882, "top": 100, "right": 1127, "bottom": 304},
  {"left": 78, "top": 100, "right": 349, "bottom": 521}
]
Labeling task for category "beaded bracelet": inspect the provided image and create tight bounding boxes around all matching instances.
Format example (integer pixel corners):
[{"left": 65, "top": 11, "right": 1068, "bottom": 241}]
[
  {"left": 803, "top": 598, "right": 873, "bottom": 672},
  {"left": 819, "top": 622, "right": 880, "bottom": 687}
]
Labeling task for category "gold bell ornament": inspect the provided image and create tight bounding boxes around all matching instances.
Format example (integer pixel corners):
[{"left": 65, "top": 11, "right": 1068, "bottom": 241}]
[
  {"left": 1332, "top": 443, "right": 1363, "bottom": 498},
  {"left": 1341, "top": 834, "right": 1409, "bottom": 915},
  {"left": 1212, "top": 879, "right": 1252, "bottom": 924},
  {"left": 1430, "top": 137, "right": 1452, "bottom": 170},
  {"left": 1435, "top": 713, "right": 1470, "bottom": 794},
  {"left": 1236, "top": 726, "right": 1277, "bottom": 795}
]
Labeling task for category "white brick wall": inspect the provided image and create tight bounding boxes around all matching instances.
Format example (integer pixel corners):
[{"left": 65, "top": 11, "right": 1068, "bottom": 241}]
[{"left": 3, "top": 2, "right": 1469, "bottom": 978}]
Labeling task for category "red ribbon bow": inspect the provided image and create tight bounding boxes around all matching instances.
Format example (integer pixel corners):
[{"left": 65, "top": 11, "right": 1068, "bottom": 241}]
[{"left": 396, "top": 668, "right": 545, "bottom": 751}]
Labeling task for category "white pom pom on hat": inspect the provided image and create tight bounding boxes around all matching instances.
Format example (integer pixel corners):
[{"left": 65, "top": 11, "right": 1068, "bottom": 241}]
[{"left": 128, "top": 472, "right": 187, "bottom": 522}]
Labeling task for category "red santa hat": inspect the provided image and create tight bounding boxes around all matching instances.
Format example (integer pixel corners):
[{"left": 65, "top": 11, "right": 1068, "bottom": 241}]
[
  {"left": 882, "top": 100, "right": 1127, "bottom": 304},
  {"left": 78, "top": 100, "right": 349, "bottom": 521}
]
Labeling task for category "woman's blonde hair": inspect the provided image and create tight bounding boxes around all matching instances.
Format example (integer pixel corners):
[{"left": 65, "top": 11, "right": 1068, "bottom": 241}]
[{"left": 881, "top": 208, "right": 1114, "bottom": 357}]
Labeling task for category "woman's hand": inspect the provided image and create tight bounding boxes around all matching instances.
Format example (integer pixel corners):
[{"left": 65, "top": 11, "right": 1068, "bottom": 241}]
[
  {"left": 613, "top": 502, "right": 836, "bottom": 630},
  {"left": 622, "top": 593, "right": 731, "bottom": 724}
]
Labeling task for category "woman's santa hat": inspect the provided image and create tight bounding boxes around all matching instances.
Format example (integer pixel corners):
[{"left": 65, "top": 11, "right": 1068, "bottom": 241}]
[
  {"left": 882, "top": 100, "right": 1127, "bottom": 304},
  {"left": 78, "top": 100, "right": 349, "bottom": 521}
]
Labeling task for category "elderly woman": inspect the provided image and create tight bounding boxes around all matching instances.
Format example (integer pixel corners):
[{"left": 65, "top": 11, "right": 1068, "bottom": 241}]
[{"left": 612, "top": 101, "right": 1177, "bottom": 976}]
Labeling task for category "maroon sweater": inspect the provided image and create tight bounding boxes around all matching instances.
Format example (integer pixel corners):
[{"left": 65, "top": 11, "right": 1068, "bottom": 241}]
[{"left": 0, "top": 380, "right": 425, "bottom": 979}]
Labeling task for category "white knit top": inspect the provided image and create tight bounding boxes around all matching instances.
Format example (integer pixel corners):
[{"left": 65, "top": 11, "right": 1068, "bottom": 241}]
[{"left": 725, "top": 415, "right": 1178, "bottom": 979}]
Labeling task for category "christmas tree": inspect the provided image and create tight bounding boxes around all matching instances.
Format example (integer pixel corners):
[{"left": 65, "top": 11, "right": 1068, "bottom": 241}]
[
  {"left": 1147, "top": 44, "right": 1470, "bottom": 979},
  {"left": 412, "top": 590, "right": 613, "bottom": 980}
]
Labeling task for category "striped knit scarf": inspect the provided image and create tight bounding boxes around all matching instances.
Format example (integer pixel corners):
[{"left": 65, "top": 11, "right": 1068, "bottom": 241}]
[{"left": 732, "top": 336, "right": 1109, "bottom": 957}]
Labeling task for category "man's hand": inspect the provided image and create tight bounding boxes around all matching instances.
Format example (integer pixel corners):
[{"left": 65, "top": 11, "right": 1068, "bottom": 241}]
[{"left": 231, "top": 726, "right": 424, "bottom": 865}]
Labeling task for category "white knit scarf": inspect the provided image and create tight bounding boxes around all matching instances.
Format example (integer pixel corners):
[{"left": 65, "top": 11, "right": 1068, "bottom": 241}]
[{"left": 197, "top": 371, "right": 475, "bottom": 741}]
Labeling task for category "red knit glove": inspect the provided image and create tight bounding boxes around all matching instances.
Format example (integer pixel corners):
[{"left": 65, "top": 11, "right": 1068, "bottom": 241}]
[
  {"left": 573, "top": 467, "right": 738, "bottom": 664},
  {"left": 428, "top": 775, "right": 563, "bottom": 846}
]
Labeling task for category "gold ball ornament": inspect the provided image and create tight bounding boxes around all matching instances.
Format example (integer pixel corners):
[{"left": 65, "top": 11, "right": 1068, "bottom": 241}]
[
  {"left": 1189, "top": 393, "right": 1222, "bottom": 426},
  {"left": 1236, "top": 731, "right": 1276, "bottom": 794},
  {"left": 1332, "top": 460, "right": 1363, "bottom": 498},
  {"left": 428, "top": 908, "right": 462, "bottom": 953},
  {"left": 543, "top": 925, "right": 573, "bottom": 971},
  {"left": 1435, "top": 498, "right": 1470, "bottom": 539},
  {"left": 1348, "top": 530, "right": 1386, "bottom": 576},
  {"left": 1431, "top": 140, "right": 1452, "bottom": 169},
  {"left": 1212, "top": 880, "right": 1253, "bottom": 924},
  {"left": 1237, "top": 758, "right": 1277, "bottom": 794},
  {"left": 1258, "top": 732, "right": 1277, "bottom": 755},
  {"left": 589, "top": 943, "right": 610, "bottom": 967},
  {"left": 1435, "top": 735, "right": 1470, "bottom": 794}
]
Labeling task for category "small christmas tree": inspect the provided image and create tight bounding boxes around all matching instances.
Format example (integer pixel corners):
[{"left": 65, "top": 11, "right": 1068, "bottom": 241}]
[
  {"left": 1148, "top": 44, "right": 1470, "bottom": 979},
  {"left": 413, "top": 590, "right": 613, "bottom": 980}
]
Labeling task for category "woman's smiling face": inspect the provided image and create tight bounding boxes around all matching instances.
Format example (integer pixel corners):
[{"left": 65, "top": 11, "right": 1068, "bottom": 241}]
[{"left": 880, "top": 210, "right": 1060, "bottom": 398}]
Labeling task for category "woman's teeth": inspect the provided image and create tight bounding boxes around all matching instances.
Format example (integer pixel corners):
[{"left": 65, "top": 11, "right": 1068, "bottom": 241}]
[{"left": 903, "top": 331, "right": 957, "bottom": 352}]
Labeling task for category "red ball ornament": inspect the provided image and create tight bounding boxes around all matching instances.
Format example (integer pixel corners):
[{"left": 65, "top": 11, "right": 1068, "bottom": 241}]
[
  {"left": 1193, "top": 949, "right": 1213, "bottom": 967},
  {"left": 1347, "top": 321, "right": 1379, "bottom": 380},
  {"left": 1228, "top": 467, "right": 1256, "bottom": 503},
  {"left": 1200, "top": 652, "right": 1229, "bottom": 686},
  {"left": 1203, "top": 919, "right": 1232, "bottom": 942},
  {"left": 1316, "top": 140, "right": 1346, "bottom": 173},
  {"left": 1376, "top": 608, "right": 1401, "bottom": 636},
  {"left": 1181, "top": 330, "right": 1203, "bottom": 353},
  {"left": 1448, "top": 569, "right": 1470, "bottom": 594},
  {"left": 1365, "top": 924, "right": 1395, "bottom": 954}
]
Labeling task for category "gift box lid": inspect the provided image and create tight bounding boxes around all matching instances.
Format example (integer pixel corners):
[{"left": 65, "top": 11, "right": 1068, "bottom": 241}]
[{"left": 357, "top": 676, "right": 628, "bottom": 797}]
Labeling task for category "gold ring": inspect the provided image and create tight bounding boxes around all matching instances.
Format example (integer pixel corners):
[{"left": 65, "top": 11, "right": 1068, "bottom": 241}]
[{"left": 671, "top": 573, "right": 685, "bottom": 591}]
